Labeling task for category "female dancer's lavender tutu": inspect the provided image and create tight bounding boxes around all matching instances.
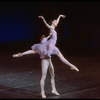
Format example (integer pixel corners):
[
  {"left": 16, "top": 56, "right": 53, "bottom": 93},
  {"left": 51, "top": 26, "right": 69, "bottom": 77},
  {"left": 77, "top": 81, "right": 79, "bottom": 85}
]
[
  {"left": 31, "top": 40, "right": 48, "bottom": 59},
  {"left": 31, "top": 31, "right": 60, "bottom": 58}
]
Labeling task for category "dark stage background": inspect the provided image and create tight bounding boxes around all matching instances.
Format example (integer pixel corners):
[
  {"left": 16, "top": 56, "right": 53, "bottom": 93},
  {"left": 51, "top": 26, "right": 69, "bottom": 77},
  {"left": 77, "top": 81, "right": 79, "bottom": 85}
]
[
  {"left": 0, "top": 1, "right": 100, "bottom": 99},
  {"left": 0, "top": 1, "right": 100, "bottom": 55}
]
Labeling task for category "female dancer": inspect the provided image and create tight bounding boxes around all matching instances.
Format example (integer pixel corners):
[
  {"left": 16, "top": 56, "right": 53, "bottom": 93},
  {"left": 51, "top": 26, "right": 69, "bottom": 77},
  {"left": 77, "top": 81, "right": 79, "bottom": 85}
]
[
  {"left": 38, "top": 14, "right": 65, "bottom": 57},
  {"left": 38, "top": 15, "right": 79, "bottom": 71}
]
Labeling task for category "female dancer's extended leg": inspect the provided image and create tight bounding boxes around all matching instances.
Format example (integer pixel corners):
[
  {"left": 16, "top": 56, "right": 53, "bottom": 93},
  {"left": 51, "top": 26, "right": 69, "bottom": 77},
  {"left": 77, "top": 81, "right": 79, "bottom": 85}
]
[{"left": 56, "top": 51, "right": 79, "bottom": 72}]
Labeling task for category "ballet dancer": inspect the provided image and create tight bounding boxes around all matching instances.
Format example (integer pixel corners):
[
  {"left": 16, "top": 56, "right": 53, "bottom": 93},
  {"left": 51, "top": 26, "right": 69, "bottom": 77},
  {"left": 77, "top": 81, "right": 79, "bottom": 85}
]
[
  {"left": 38, "top": 14, "right": 79, "bottom": 71},
  {"left": 38, "top": 14, "right": 66, "bottom": 57},
  {"left": 13, "top": 34, "right": 60, "bottom": 98}
]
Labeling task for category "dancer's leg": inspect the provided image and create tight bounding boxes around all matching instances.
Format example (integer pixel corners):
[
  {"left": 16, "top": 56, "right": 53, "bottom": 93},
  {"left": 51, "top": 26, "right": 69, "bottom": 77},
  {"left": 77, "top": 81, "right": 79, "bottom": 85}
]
[
  {"left": 56, "top": 51, "right": 79, "bottom": 72},
  {"left": 40, "top": 59, "right": 49, "bottom": 98},
  {"left": 21, "top": 50, "right": 35, "bottom": 56},
  {"left": 48, "top": 58, "right": 60, "bottom": 95},
  {"left": 13, "top": 50, "right": 35, "bottom": 57}
]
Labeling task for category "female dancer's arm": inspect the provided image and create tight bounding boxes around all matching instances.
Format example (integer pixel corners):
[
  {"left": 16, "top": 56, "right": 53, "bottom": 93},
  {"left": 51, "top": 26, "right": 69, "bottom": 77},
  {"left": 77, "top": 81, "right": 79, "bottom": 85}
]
[
  {"left": 38, "top": 16, "right": 52, "bottom": 30},
  {"left": 56, "top": 14, "right": 66, "bottom": 25},
  {"left": 46, "top": 32, "right": 52, "bottom": 39}
]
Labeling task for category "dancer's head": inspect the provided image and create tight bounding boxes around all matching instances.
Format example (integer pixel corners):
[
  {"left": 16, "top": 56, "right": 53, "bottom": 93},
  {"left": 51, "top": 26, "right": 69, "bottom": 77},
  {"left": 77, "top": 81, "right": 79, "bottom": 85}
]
[
  {"left": 49, "top": 19, "right": 58, "bottom": 27},
  {"left": 40, "top": 35, "right": 45, "bottom": 41}
]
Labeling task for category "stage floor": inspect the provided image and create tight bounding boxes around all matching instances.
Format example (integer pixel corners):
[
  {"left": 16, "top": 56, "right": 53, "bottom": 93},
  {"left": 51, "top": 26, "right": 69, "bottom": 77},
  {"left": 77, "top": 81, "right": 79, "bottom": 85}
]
[{"left": 0, "top": 52, "right": 100, "bottom": 99}]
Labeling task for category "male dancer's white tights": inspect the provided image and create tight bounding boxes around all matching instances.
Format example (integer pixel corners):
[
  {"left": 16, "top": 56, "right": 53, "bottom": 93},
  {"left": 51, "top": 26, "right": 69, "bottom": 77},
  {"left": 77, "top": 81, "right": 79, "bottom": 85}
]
[{"left": 40, "top": 58, "right": 59, "bottom": 98}]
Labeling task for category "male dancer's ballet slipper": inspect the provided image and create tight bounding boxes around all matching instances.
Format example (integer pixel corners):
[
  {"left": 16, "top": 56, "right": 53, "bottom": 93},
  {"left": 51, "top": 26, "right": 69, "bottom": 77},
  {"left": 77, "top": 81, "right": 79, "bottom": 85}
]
[
  {"left": 41, "top": 92, "right": 46, "bottom": 98},
  {"left": 13, "top": 53, "right": 22, "bottom": 57},
  {"left": 52, "top": 90, "right": 60, "bottom": 95}
]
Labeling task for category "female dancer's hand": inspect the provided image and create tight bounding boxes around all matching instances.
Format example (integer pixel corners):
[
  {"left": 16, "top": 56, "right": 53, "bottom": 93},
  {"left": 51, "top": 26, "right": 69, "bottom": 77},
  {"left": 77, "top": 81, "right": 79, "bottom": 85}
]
[
  {"left": 60, "top": 14, "right": 66, "bottom": 18},
  {"left": 38, "top": 16, "right": 44, "bottom": 19}
]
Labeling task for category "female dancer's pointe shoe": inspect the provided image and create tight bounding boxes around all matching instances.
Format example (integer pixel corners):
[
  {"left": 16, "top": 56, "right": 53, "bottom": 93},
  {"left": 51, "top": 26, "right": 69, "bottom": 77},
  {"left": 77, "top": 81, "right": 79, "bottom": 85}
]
[
  {"left": 13, "top": 53, "right": 22, "bottom": 57},
  {"left": 52, "top": 90, "right": 60, "bottom": 95},
  {"left": 41, "top": 92, "right": 46, "bottom": 98},
  {"left": 71, "top": 66, "right": 79, "bottom": 72}
]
